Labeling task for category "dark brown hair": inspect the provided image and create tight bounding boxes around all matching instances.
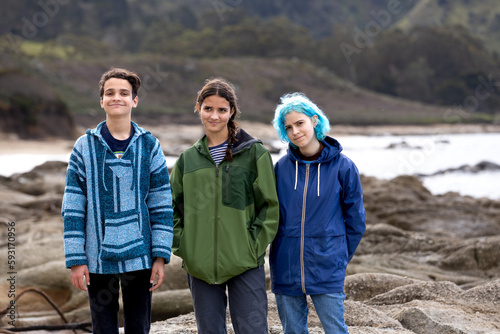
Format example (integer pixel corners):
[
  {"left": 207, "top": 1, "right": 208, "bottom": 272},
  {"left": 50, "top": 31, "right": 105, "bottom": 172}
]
[
  {"left": 99, "top": 67, "right": 141, "bottom": 99},
  {"left": 196, "top": 77, "right": 241, "bottom": 162}
]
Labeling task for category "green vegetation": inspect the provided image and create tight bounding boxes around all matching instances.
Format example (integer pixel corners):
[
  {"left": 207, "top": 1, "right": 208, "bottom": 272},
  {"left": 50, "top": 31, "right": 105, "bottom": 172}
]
[
  {"left": 1, "top": 0, "right": 500, "bottom": 125},
  {"left": 19, "top": 40, "right": 75, "bottom": 59}
]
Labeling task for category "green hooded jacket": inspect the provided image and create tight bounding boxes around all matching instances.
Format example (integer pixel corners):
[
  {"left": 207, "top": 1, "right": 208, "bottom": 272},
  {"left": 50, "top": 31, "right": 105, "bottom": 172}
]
[{"left": 171, "top": 129, "right": 279, "bottom": 284}]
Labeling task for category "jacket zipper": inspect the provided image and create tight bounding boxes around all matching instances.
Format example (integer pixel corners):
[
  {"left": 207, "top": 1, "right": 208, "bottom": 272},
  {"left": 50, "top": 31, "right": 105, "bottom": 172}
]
[
  {"left": 225, "top": 165, "right": 230, "bottom": 201},
  {"left": 300, "top": 164, "right": 310, "bottom": 294},
  {"left": 214, "top": 164, "right": 219, "bottom": 284}
]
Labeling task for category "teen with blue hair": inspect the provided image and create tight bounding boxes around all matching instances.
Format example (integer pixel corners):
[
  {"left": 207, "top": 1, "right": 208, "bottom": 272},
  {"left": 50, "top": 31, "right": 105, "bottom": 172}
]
[
  {"left": 270, "top": 92, "right": 366, "bottom": 333},
  {"left": 272, "top": 93, "right": 330, "bottom": 144}
]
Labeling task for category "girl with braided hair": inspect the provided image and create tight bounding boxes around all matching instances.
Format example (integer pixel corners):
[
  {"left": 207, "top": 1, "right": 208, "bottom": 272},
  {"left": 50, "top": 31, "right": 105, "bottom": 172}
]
[{"left": 170, "top": 78, "right": 279, "bottom": 333}]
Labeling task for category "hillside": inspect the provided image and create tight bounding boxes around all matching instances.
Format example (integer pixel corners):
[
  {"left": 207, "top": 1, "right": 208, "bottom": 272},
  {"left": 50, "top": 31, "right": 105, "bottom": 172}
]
[
  {"left": 0, "top": 52, "right": 463, "bottom": 139},
  {"left": 396, "top": 0, "right": 500, "bottom": 54},
  {"left": 4, "top": 0, "right": 500, "bottom": 54},
  {"left": 1, "top": 0, "right": 413, "bottom": 41},
  {"left": 2, "top": 0, "right": 500, "bottom": 138}
]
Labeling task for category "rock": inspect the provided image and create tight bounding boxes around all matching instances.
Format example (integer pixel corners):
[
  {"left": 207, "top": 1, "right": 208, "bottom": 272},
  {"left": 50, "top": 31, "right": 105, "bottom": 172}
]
[
  {"left": 459, "top": 280, "right": 500, "bottom": 304},
  {"left": 366, "top": 281, "right": 464, "bottom": 305},
  {"left": 15, "top": 238, "right": 65, "bottom": 272},
  {"left": 345, "top": 273, "right": 417, "bottom": 301},
  {"left": 17, "top": 193, "right": 63, "bottom": 213},
  {"left": 160, "top": 255, "right": 189, "bottom": 291},
  {"left": 438, "top": 236, "right": 500, "bottom": 272},
  {"left": 151, "top": 289, "right": 193, "bottom": 322},
  {"left": 10, "top": 160, "right": 68, "bottom": 196},
  {"left": 419, "top": 160, "right": 500, "bottom": 177},
  {"left": 0, "top": 261, "right": 73, "bottom": 313},
  {"left": 344, "top": 301, "right": 405, "bottom": 329},
  {"left": 392, "top": 300, "right": 500, "bottom": 334}
]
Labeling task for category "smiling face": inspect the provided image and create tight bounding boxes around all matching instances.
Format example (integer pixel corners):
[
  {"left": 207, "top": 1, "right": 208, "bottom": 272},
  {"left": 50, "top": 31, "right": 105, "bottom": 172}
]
[
  {"left": 197, "top": 94, "right": 235, "bottom": 141},
  {"left": 100, "top": 77, "right": 138, "bottom": 119},
  {"left": 285, "top": 110, "right": 320, "bottom": 154}
]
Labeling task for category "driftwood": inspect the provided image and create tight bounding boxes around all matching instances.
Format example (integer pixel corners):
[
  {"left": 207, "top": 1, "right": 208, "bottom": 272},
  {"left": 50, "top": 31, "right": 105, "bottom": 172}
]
[
  {"left": 0, "top": 323, "right": 92, "bottom": 332},
  {"left": 0, "top": 287, "right": 91, "bottom": 333}
]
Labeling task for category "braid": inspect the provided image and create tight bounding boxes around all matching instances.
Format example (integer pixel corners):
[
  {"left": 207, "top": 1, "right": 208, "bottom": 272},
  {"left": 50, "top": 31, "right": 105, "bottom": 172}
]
[{"left": 225, "top": 118, "right": 239, "bottom": 162}]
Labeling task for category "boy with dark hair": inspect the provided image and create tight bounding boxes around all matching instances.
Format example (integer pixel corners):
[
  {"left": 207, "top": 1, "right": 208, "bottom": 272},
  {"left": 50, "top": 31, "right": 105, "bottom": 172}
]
[{"left": 62, "top": 67, "right": 173, "bottom": 334}]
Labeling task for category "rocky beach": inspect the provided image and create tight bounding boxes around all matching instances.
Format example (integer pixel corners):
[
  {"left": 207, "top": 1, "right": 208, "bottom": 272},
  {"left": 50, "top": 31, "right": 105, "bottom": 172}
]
[{"left": 0, "top": 122, "right": 499, "bottom": 333}]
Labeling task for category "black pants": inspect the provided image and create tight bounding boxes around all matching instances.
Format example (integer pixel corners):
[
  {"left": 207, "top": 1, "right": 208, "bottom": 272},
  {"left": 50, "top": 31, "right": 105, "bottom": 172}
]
[{"left": 87, "top": 269, "right": 152, "bottom": 334}]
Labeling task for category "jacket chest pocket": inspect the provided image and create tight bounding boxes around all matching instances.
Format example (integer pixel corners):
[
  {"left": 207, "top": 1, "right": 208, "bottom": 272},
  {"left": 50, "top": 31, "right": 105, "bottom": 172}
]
[{"left": 222, "top": 165, "right": 256, "bottom": 210}]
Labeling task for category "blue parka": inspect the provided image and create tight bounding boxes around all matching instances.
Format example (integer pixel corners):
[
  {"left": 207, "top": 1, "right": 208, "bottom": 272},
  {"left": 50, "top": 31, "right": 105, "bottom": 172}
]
[{"left": 270, "top": 136, "right": 366, "bottom": 296}]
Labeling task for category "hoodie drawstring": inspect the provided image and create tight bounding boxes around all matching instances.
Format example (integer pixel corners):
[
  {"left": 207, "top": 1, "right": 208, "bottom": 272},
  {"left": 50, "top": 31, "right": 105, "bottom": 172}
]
[
  {"left": 294, "top": 160, "right": 298, "bottom": 190},
  {"left": 102, "top": 150, "right": 108, "bottom": 191},
  {"left": 294, "top": 161, "right": 321, "bottom": 197},
  {"left": 317, "top": 163, "right": 321, "bottom": 197},
  {"left": 129, "top": 146, "right": 136, "bottom": 191}
]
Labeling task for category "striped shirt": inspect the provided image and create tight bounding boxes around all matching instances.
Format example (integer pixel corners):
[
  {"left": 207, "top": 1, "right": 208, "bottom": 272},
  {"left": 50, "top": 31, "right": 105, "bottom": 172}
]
[{"left": 209, "top": 141, "right": 228, "bottom": 165}]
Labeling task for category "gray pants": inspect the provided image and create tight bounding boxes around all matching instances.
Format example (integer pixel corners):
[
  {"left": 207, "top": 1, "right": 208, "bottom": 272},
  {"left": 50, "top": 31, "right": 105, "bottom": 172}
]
[{"left": 188, "top": 266, "right": 268, "bottom": 334}]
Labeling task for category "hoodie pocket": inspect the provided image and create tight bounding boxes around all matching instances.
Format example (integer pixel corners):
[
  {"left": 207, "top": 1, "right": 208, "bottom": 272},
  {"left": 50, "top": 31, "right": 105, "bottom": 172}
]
[{"left": 100, "top": 214, "right": 148, "bottom": 262}]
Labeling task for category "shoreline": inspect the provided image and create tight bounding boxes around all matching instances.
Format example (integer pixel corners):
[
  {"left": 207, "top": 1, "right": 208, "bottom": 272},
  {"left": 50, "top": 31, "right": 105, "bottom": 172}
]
[
  {"left": 1, "top": 122, "right": 500, "bottom": 156},
  {"left": 329, "top": 122, "right": 500, "bottom": 136}
]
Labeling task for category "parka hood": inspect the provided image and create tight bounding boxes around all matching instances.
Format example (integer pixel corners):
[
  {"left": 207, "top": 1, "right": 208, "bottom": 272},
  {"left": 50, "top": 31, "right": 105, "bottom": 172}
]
[{"left": 286, "top": 136, "right": 343, "bottom": 164}]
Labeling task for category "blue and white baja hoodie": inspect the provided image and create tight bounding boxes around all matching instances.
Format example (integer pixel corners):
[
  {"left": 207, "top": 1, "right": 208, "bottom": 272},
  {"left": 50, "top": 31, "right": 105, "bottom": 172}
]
[{"left": 62, "top": 121, "right": 173, "bottom": 274}]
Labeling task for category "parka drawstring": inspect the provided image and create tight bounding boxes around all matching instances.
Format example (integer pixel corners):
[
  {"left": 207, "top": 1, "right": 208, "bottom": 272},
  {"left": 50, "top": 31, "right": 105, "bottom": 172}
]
[
  {"left": 294, "top": 160, "right": 298, "bottom": 190},
  {"left": 294, "top": 160, "right": 321, "bottom": 197},
  {"left": 317, "top": 163, "right": 321, "bottom": 197}
]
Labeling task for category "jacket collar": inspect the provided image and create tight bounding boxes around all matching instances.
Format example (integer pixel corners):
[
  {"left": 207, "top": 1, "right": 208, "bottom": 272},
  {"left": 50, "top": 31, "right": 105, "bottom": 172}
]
[
  {"left": 286, "top": 136, "right": 343, "bottom": 197},
  {"left": 87, "top": 121, "right": 148, "bottom": 142},
  {"left": 287, "top": 136, "right": 342, "bottom": 165},
  {"left": 195, "top": 128, "right": 261, "bottom": 156}
]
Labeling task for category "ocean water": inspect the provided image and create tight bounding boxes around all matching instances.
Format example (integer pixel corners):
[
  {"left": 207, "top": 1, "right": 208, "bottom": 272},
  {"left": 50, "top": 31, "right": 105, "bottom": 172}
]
[
  {"left": 0, "top": 153, "right": 71, "bottom": 177},
  {"left": 1, "top": 133, "right": 499, "bottom": 200},
  {"left": 272, "top": 132, "right": 500, "bottom": 200}
]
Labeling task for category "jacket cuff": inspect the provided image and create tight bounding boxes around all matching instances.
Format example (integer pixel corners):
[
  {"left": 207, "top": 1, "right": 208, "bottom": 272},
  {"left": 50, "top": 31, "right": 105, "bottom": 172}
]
[
  {"left": 66, "top": 259, "right": 88, "bottom": 269},
  {"left": 152, "top": 250, "right": 171, "bottom": 264}
]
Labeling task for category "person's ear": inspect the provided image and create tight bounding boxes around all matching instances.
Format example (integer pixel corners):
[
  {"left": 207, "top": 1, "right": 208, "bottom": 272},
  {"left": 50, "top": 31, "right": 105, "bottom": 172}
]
[
  {"left": 312, "top": 115, "right": 319, "bottom": 127},
  {"left": 195, "top": 102, "right": 201, "bottom": 113},
  {"left": 132, "top": 95, "right": 139, "bottom": 108}
]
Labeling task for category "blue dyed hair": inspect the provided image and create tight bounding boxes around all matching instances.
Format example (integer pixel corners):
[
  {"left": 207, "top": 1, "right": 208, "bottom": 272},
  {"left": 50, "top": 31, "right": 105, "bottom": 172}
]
[{"left": 272, "top": 92, "right": 330, "bottom": 144}]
